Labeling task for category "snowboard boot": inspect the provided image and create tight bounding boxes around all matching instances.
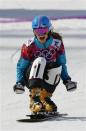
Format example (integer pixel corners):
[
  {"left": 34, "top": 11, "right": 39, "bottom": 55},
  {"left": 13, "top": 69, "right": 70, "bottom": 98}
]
[
  {"left": 29, "top": 88, "right": 44, "bottom": 113},
  {"left": 40, "top": 88, "right": 57, "bottom": 113},
  {"left": 29, "top": 88, "right": 57, "bottom": 113},
  {"left": 44, "top": 97, "right": 57, "bottom": 112}
]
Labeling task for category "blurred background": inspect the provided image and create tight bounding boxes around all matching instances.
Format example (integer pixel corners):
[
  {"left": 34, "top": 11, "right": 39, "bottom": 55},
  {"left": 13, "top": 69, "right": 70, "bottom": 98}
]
[
  {"left": 0, "top": 0, "right": 86, "bottom": 48},
  {"left": 0, "top": 0, "right": 86, "bottom": 131}
]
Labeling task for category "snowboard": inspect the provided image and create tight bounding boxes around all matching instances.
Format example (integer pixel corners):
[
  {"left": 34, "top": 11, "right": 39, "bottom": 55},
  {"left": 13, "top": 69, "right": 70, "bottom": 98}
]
[{"left": 17, "top": 112, "right": 68, "bottom": 122}]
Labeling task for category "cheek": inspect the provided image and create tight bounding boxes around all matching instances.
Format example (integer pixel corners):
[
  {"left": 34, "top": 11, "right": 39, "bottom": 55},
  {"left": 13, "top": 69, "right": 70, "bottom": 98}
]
[
  {"left": 33, "top": 31, "right": 37, "bottom": 36},
  {"left": 36, "top": 35, "right": 40, "bottom": 40},
  {"left": 45, "top": 35, "right": 48, "bottom": 39}
]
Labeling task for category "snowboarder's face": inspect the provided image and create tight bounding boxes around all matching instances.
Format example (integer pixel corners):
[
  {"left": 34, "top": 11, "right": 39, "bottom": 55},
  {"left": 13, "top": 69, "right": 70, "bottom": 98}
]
[{"left": 33, "top": 28, "right": 49, "bottom": 44}]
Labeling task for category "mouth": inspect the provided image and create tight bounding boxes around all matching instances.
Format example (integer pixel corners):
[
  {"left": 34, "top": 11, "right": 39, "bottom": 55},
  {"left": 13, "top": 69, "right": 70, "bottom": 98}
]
[{"left": 39, "top": 36, "right": 45, "bottom": 40}]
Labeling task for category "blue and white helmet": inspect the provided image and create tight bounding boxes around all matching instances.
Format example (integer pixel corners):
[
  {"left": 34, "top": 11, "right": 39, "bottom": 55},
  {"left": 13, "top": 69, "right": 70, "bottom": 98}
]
[{"left": 32, "top": 15, "right": 53, "bottom": 31}]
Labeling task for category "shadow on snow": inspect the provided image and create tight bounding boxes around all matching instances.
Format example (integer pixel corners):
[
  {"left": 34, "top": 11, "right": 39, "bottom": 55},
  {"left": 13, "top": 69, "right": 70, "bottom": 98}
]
[{"left": 17, "top": 114, "right": 86, "bottom": 123}]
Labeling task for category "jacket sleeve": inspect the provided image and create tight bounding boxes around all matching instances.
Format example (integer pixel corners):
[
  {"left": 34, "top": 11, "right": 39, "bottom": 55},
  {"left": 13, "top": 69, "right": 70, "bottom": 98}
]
[
  {"left": 16, "top": 57, "right": 30, "bottom": 85},
  {"left": 56, "top": 53, "right": 71, "bottom": 81},
  {"left": 16, "top": 43, "right": 32, "bottom": 84}
]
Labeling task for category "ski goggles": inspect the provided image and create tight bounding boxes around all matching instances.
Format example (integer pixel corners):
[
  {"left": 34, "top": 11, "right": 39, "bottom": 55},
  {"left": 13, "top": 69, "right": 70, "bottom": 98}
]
[{"left": 34, "top": 28, "right": 49, "bottom": 36}]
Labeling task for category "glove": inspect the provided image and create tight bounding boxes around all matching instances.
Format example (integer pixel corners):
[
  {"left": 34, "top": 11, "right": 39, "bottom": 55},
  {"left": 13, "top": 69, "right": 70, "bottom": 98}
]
[
  {"left": 63, "top": 79, "right": 77, "bottom": 91},
  {"left": 13, "top": 82, "right": 25, "bottom": 94}
]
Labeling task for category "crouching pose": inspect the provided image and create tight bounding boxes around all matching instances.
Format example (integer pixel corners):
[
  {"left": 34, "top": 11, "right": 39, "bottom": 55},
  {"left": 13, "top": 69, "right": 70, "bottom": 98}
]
[{"left": 13, "top": 15, "right": 77, "bottom": 113}]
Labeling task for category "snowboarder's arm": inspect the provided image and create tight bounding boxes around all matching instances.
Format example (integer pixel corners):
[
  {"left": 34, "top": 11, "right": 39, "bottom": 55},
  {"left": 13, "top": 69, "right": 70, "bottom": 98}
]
[
  {"left": 53, "top": 39, "right": 77, "bottom": 91},
  {"left": 16, "top": 43, "right": 31, "bottom": 85},
  {"left": 56, "top": 53, "right": 77, "bottom": 91},
  {"left": 16, "top": 57, "right": 30, "bottom": 85},
  {"left": 56, "top": 53, "right": 71, "bottom": 81}
]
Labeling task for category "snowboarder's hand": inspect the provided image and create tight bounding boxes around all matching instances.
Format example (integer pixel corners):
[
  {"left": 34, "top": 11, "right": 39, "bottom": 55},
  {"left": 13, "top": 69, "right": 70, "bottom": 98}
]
[
  {"left": 64, "top": 80, "right": 77, "bottom": 91},
  {"left": 13, "top": 83, "right": 25, "bottom": 94}
]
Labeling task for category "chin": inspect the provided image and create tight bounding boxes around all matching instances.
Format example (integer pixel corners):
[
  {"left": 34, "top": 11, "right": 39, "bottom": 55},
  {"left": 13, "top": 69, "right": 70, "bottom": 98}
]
[
  {"left": 39, "top": 40, "right": 46, "bottom": 44},
  {"left": 37, "top": 35, "right": 48, "bottom": 44},
  {"left": 39, "top": 38, "right": 46, "bottom": 43}
]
